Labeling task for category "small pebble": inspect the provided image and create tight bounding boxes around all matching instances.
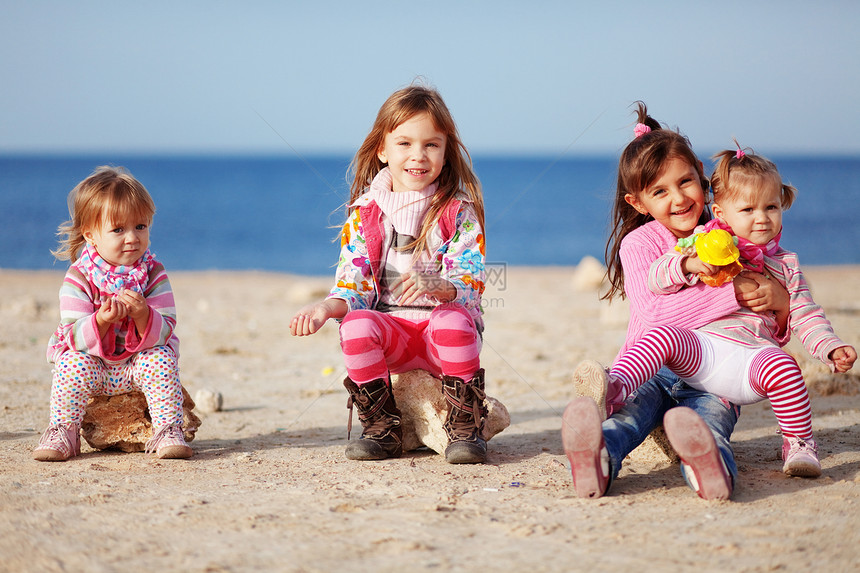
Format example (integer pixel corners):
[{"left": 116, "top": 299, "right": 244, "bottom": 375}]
[{"left": 194, "top": 389, "right": 223, "bottom": 413}]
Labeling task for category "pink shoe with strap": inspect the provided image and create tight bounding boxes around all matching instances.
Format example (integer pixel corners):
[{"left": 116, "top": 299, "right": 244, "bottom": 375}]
[
  {"left": 145, "top": 424, "right": 193, "bottom": 459},
  {"left": 782, "top": 436, "right": 821, "bottom": 478},
  {"left": 33, "top": 423, "right": 81, "bottom": 462}
]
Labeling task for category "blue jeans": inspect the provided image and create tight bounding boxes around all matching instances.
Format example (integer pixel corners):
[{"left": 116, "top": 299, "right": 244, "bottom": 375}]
[{"left": 602, "top": 367, "right": 740, "bottom": 493}]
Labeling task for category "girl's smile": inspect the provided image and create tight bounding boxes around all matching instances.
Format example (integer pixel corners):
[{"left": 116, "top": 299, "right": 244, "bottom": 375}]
[
  {"left": 377, "top": 112, "right": 447, "bottom": 193},
  {"left": 624, "top": 156, "right": 706, "bottom": 238}
]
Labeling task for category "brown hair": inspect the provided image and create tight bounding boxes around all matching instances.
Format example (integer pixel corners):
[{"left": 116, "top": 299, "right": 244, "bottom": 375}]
[
  {"left": 711, "top": 144, "right": 796, "bottom": 210},
  {"left": 347, "top": 84, "right": 484, "bottom": 257},
  {"left": 603, "top": 102, "right": 710, "bottom": 300},
  {"left": 53, "top": 166, "right": 156, "bottom": 261}
]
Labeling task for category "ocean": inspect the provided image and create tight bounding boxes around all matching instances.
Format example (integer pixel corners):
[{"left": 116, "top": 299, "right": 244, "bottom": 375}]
[{"left": 2, "top": 154, "right": 858, "bottom": 275}]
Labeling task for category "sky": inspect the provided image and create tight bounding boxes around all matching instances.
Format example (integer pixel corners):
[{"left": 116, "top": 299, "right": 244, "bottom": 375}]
[{"left": 2, "top": 1, "right": 859, "bottom": 157}]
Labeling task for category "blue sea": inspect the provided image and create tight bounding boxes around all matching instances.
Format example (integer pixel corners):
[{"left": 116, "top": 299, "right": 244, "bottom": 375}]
[{"left": 2, "top": 154, "right": 859, "bottom": 275}]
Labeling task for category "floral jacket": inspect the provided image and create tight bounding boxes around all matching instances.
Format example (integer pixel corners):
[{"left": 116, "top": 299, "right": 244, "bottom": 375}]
[{"left": 327, "top": 192, "right": 486, "bottom": 328}]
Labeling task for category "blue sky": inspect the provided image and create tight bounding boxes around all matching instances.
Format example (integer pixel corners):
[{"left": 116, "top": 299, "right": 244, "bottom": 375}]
[{"left": 2, "top": 1, "right": 858, "bottom": 156}]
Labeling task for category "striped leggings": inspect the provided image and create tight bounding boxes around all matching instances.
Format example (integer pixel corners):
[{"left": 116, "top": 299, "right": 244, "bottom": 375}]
[
  {"left": 612, "top": 325, "right": 813, "bottom": 439},
  {"left": 338, "top": 304, "right": 481, "bottom": 384},
  {"left": 48, "top": 346, "right": 184, "bottom": 429}
]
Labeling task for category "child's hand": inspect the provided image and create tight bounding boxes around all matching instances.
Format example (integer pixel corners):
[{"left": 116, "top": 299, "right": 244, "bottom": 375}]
[
  {"left": 395, "top": 271, "right": 456, "bottom": 306},
  {"left": 118, "top": 289, "right": 149, "bottom": 324},
  {"left": 830, "top": 345, "right": 857, "bottom": 373},
  {"left": 290, "top": 299, "right": 347, "bottom": 336},
  {"left": 95, "top": 297, "right": 128, "bottom": 336},
  {"left": 682, "top": 254, "right": 719, "bottom": 278},
  {"left": 96, "top": 297, "right": 128, "bottom": 325},
  {"left": 734, "top": 271, "right": 789, "bottom": 314}
]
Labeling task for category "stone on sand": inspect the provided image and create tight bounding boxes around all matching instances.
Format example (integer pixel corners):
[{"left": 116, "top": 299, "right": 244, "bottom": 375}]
[
  {"left": 194, "top": 388, "right": 224, "bottom": 413},
  {"left": 80, "top": 386, "right": 201, "bottom": 452},
  {"left": 391, "top": 370, "right": 510, "bottom": 454},
  {"left": 571, "top": 255, "right": 607, "bottom": 292}
]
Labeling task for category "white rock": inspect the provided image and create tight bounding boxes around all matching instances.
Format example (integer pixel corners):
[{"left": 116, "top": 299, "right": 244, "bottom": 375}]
[
  {"left": 571, "top": 255, "right": 607, "bottom": 292},
  {"left": 194, "top": 389, "right": 223, "bottom": 413},
  {"left": 391, "top": 370, "right": 510, "bottom": 454}
]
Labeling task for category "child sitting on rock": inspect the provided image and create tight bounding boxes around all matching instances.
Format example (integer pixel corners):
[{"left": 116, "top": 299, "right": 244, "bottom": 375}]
[
  {"left": 290, "top": 85, "right": 488, "bottom": 464},
  {"left": 34, "top": 166, "right": 191, "bottom": 461}
]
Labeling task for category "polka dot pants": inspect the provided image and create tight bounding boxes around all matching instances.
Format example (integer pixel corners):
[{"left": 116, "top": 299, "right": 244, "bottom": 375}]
[{"left": 49, "top": 346, "right": 183, "bottom": 428}]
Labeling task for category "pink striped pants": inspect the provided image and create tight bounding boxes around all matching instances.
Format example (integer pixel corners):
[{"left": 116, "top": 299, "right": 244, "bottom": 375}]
[
  {"left": 338, "top": 304, "right": 482, "bottom": 384},
  {"left": 612, "top": 325, "right": 813, "bottom": 440}
]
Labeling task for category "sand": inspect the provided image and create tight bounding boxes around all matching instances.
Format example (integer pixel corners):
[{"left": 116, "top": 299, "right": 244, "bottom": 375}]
[{"left": 1, "top": 265, "right": 859, "bottom": 572}]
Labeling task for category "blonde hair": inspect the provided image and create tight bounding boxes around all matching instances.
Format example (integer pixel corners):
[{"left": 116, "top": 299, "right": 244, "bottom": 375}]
[
  {"left": 347, "top": 84, "right": 484, "bottom": 256},
  {"left": 53, "top": 166, "right": 156, "bottom": 261},
  {"left": 603, "top": 102, "right": 710, "bottom": 301},
  {"left": 711, "top": 144, "right": 796, "bottom": 210}
]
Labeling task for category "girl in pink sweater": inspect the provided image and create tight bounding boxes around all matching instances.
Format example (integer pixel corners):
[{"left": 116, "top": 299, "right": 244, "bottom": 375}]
[
  {"left": 562, "top": 104, "right": 790, "bottom": 500},
  {"left": 576, "top": 144, "right": 856, "bottom": 479}
]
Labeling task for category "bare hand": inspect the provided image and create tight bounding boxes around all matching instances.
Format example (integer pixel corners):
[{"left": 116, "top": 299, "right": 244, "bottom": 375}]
[
  {"left": 96, "top": 297, "right": 128, "bottom": 325},
  {"left": 734, "top": 271, "right": 789, "bottom": 314},
  {"left": 118, "top": 289, "right": 149, "bottom": 324},
  {"left": 830, "top": 345, "right": 857, "bottom": 373},
  {"left": 290, "top": 299, "right": 347, "bottom": 337},
  {"left": 682, "top": 254, "right": 719, "bottom": 277},
  {"left": 394, "top": 271, "right": 455, "bottom": 306}
]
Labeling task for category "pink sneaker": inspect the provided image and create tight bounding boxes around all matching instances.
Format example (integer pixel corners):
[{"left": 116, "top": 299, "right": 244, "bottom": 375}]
[
  {"left": 561, "top": 397, "right": 610, "bottom": 499},
  {"left": 782, "top": 436, "right": 821, "bottom": 478},
  {"left": 33, "top": 423, "right": 81, "bottom": 462},
  {"left": 572, "top": 360, "right": 613, "bottom": 421},
  {"left": 145, "top": 424, "right": 193, "bottom": 459},
  {"left": 663, "top": 407, "right": 732, "bottom": 500}
]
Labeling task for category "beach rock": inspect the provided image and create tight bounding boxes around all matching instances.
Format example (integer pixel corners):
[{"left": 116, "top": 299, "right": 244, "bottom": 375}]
[
  {"left": 628, "top": 425, "right": 679, "bottom": 465},
  {"left": 80, "top": 386, "right": 201, "bottom": 452},
  {"left": 572, "top": 255, "right": 607, "bottom": 292},
  {"left": 391, "top": 370, "right": 510, "bottom": 454},
  {"left": 194, "top": 388, "right": 224, "bottom": 413}
]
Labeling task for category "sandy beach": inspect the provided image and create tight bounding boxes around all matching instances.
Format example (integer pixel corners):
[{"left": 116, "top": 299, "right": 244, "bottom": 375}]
[{"left": 1, "top": 265, "right": 859, "bottom": 572}]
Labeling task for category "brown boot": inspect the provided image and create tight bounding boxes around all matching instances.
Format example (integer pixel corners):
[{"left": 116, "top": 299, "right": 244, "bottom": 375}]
[
  {"left": 343, "top": 377, "right": 403, "bottom": 460},
  {"left": 442, "top": 369, "right": 488, "bottom": 464}
]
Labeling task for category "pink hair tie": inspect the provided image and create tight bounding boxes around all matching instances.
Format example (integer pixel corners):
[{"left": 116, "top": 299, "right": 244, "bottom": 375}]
[
  {"left": 735, "top": 148, "right": 745, "bottom": 160},
  {"left": 634, "top": 123, "right": 651, "bottom": 138}
]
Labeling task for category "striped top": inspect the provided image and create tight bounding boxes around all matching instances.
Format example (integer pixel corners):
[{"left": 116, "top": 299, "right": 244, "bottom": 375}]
[{"left": 47, "top": 259, "right": 179, "bottom": 364}]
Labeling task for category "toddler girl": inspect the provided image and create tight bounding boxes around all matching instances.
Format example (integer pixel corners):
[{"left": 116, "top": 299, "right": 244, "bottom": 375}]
[
  {"left": 574, "top": 144, "right": 856, "bottom": 479},
  {"left": 290, "top": 85, "right": 488, "bottom": 464},
  {"left": 562, "top": 104, "right": 790, "bottom": 500},
  {"left": 34, "top": 166, "right": 191, "bottom": 461}
]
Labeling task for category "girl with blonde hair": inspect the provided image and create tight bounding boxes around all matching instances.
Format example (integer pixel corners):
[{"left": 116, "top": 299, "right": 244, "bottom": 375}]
[{"left": 35, "top": 166, "right": 191, "bottom": 461}]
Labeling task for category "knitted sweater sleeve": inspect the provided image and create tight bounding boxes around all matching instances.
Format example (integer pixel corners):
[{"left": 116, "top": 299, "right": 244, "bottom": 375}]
[
  {"left": 778, "top": 253, "right": 848, "bottom": 370},
  {"left": 47, "top": 267, "right": 103, "bottom": 362},
  {"left": 123, "top": 263, "right": 178, "bottom": 354},
  {"left": 648, "top": 251, "right": 700, "bottom": 294}
]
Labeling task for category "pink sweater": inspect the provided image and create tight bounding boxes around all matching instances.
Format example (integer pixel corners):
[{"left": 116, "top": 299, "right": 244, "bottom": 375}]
[{"left": 617, "top": 220, "right": 739, "bottom": 361}]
